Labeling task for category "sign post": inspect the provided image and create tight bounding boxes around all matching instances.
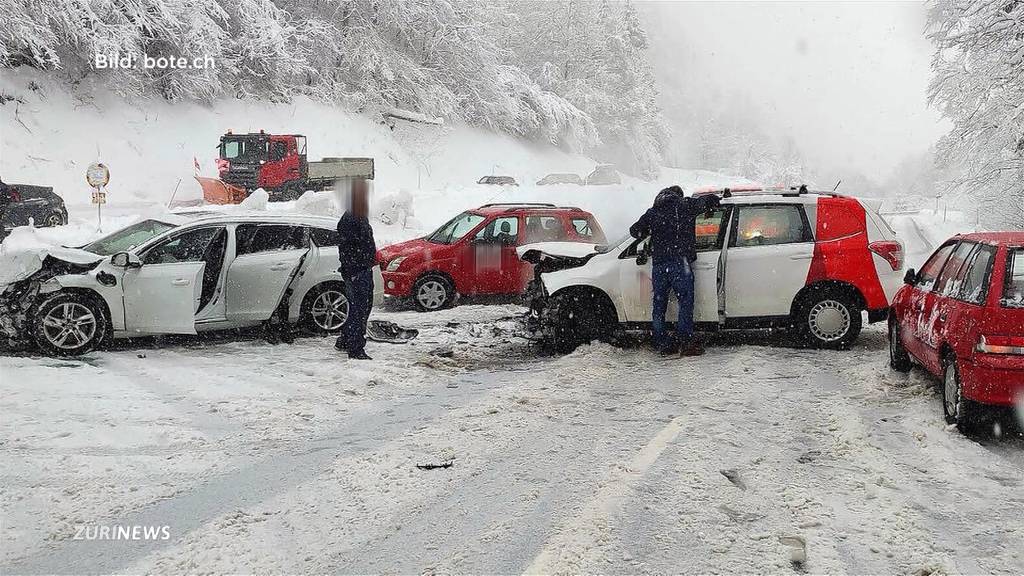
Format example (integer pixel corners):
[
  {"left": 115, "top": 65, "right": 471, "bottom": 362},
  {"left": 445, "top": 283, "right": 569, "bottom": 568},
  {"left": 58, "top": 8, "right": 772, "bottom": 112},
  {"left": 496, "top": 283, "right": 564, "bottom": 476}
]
[{"left": 86, "top": 162, "right": 110, "bottom": 232}]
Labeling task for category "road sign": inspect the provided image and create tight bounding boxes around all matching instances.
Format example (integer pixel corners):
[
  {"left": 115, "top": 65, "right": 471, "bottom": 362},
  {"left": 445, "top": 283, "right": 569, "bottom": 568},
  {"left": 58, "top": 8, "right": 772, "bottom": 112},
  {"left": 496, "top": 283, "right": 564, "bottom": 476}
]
[
  {"left": 86, "top": 163, "right": 110, "bottom": 188},
  {"left": 91, "top": 190, "right": 107, "bottom": 204}
]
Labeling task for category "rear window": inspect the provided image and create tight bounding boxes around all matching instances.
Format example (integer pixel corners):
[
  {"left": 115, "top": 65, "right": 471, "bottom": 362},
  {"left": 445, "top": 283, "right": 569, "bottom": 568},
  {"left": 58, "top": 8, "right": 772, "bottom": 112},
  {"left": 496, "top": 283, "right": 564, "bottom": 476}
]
[
  {"left": 309, "top": 227, "right": 339, "bottom": 247},
  {"left": 1004, "top": 248, "right": 1024, "bottom": 308},
  {"left": 525, "top": 215, "right": 568, "bottom": 242},
  {"left": 732, "top": 205, "right": 811, "bottom": 247},
  {"left": 236, "top": 224, "right": 307, "bottom": 256}
]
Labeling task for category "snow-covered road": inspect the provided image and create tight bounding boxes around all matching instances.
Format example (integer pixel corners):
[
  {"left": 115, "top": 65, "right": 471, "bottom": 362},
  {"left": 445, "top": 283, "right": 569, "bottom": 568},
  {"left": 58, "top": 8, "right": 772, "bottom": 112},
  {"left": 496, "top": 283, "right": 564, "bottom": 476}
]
[{"left": 2, "top": 305, "right": 1022, "bottom": 574}]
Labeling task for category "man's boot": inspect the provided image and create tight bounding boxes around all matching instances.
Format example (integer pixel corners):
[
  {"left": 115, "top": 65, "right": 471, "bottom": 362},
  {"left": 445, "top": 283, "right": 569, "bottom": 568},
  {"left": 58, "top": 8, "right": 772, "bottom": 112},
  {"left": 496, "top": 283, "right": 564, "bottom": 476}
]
[{"left": 679, "top": 338, "right": 705, "bottom": 357}]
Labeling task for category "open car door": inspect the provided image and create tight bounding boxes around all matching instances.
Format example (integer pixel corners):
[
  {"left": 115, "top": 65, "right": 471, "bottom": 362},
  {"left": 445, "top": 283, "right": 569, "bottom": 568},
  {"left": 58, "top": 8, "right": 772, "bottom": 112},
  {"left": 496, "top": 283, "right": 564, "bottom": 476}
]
[
  {"left": 122, "top": 261, "right": 206, "bottom": 334},
  {"left": 122, "top": 225, "right": 228, "bottom": 334}
]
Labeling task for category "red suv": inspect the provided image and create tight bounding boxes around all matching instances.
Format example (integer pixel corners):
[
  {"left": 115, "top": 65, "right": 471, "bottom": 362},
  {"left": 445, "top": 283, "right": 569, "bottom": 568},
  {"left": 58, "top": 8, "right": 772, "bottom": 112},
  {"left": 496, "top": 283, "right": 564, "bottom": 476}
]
[
  {"left": 378, "top": 203, "right": 606, "bottom": 311},
  {"left": 889, "top": 233, "right": 1024, "bottom": 429}
]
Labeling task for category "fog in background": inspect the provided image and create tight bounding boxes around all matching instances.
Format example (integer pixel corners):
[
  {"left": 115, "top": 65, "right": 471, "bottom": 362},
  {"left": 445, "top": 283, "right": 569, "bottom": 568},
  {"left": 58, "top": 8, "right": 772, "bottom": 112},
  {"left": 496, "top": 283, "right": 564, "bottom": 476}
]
[{"left": 641, "top": 1, "right": 947, "bottom": 190}]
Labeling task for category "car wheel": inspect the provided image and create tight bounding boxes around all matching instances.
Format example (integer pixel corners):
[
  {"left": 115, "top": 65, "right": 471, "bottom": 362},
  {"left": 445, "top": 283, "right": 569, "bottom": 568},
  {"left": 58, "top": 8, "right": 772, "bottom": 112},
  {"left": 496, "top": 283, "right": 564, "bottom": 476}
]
[
  {"left": 302, "top": 283, "right": 350, "bottom": 334},
  {"left": 545, "top": 291, "right": 612, "bottom": 354},
  {"left": 797, "top": 291, "right": 862, "bottom": 349},
  {"left": 413, "top": 275, "right": 454, "bottom": 312},
  {"left": 888, "top": 316, "right": 912, "bottom": 372},
  {"left": 942, "top": 354, "right": 979, "bottom": 431},
  {"left": 32, "top": 292, "right": 108, "bottom": 356},
  {"left": 44, "top": 211, "right": 66, "bottom": 227}
]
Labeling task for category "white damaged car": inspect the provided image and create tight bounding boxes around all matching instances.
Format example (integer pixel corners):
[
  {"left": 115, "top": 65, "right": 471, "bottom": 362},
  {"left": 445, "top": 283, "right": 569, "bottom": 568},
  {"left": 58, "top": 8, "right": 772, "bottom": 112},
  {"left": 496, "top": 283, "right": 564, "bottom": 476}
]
[
  {"left": 0, "top": 214, "right": 383, "bottom": 356},
  {"left": 518, "top": 188, "right": 904, "bottom": 352}
]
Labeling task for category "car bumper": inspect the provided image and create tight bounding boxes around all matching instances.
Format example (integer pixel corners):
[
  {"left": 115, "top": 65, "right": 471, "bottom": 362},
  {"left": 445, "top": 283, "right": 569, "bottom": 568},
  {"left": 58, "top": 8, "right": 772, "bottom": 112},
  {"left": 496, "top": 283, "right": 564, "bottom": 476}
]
[
  {"left": 961, "top": 353, "right": 1024, "bottom": 406},
  {"left": 381, "top": 271, "right": 415, "bottom": 298}
]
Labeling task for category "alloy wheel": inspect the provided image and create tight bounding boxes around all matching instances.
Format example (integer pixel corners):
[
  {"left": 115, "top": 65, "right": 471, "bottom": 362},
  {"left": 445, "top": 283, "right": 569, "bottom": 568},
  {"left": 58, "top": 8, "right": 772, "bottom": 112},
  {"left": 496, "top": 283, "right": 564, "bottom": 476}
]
[
  {"left": 41, "top": 302, "right": 97, "bottom": 350},
  {"left": 311, "top": 290, "right": 349, "bottom": 331}
]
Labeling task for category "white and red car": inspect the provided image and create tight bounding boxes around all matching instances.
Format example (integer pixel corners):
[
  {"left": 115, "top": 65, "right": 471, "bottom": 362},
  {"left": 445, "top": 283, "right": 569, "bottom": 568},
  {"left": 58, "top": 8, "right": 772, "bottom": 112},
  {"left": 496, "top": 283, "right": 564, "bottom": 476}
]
[{"left": 520, "top": 187, "right": 904, "bottom": 352}]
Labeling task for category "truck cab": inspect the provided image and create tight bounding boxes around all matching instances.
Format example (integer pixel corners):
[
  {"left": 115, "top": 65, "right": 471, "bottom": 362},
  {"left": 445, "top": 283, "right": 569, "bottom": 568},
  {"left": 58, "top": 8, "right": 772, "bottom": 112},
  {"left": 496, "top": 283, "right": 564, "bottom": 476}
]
[{"left": 218, "top": 132, "right": 307, "bottom": 195}]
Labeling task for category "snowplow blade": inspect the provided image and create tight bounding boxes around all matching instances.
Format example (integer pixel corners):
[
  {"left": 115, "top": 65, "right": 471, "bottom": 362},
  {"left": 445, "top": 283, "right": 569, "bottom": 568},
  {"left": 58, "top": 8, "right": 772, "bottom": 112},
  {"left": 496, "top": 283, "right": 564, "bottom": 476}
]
[{"left": 196, "top": 176, "right": 247, "bottom": 205}]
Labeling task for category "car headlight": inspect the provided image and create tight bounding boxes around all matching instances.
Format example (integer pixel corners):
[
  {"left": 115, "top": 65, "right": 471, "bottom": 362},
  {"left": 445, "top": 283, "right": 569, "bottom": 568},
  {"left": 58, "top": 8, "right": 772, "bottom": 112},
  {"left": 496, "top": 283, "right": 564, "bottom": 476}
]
[{"left": 386, "top": 256, "right": 407, "bottom": 272}]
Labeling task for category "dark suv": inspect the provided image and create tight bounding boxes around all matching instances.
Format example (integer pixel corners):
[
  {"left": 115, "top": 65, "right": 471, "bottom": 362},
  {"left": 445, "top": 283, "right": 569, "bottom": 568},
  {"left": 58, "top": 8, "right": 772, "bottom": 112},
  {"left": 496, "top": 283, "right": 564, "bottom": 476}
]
[{"left": 1, "top": 184, "right": 68, "bottom": 237}]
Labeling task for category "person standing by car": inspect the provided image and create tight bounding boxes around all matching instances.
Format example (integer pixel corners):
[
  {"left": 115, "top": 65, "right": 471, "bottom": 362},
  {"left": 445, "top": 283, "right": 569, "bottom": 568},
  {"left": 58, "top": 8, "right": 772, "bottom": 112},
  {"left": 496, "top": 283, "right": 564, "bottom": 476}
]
[
  {"left": 335, "top": 179, "right": 377, "bottom": 360},
  {"left": 630, "top": 185, "right": 721, "bottom": 356}
]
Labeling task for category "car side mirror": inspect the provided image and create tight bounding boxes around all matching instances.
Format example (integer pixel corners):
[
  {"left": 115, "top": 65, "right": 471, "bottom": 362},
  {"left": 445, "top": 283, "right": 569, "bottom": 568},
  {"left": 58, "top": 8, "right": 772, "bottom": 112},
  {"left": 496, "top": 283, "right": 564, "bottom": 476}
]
[
  {"left": 903, "top": 268, "right": 917, "bottom": 285},
  {"left": 111, "top": 251, "right": 142, "bottom": 269}
]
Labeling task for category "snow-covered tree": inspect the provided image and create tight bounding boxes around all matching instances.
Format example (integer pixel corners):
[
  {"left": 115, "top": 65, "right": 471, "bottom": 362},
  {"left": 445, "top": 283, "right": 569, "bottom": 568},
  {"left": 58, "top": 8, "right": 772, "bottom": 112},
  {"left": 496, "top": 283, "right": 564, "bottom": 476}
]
[{"left": 928, "top": 0, "right": 1024, "bottom": 229}]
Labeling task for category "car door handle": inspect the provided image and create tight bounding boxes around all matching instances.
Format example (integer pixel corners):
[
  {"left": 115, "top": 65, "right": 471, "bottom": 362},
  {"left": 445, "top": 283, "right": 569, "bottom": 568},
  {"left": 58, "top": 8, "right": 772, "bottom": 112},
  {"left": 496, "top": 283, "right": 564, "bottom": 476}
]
[
  {"left": 172, "top": 278, "right": 190, "bottom": 286},
  {"left": 789, "top": 254, "right": 813, "bottom": 260},
  {"left": 693, "top": 263, "right": 715, "bottom": 270},
  {"left": 269, "top": 263, "right": 290, "bottom": 271}
]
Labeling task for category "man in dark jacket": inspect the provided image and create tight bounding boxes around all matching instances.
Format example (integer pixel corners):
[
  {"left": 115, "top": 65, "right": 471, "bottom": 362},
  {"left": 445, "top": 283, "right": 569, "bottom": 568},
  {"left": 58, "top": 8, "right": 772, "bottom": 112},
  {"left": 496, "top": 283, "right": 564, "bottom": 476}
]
[
  {"left": 335, "top": 179, "right": 377, "bottom": 360},
  {"left": 630, "top": 185, "right": 721, "bottom": 356}
]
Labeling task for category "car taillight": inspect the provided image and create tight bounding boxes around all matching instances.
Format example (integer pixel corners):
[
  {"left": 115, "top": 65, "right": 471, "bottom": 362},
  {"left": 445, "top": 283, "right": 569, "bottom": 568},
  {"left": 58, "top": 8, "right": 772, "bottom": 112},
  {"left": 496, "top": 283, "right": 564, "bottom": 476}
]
[
  {"left": 976, "top": 335, "right": 1024, "bottom": 355},
  {"left": 869, "top": 240, "right": 903, "bottom": 271},
  {"left": 9, "top": 188, "right": 21, "bottom": 202}
]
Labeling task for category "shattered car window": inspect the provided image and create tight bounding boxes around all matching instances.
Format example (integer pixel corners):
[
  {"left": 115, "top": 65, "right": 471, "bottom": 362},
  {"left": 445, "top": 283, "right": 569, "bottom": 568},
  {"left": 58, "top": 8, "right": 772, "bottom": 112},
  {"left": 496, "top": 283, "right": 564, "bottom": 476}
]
[{"left": 82, "top": 219, "right": 176, "bottom": 255}]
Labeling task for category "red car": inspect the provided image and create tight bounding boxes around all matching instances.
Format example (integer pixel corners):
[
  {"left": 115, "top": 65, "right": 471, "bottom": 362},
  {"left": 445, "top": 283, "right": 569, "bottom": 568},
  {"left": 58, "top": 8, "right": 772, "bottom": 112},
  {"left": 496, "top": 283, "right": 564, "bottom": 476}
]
[
  {"left": 889, "top": 232, "right": 1024, "bottom": 429},
  {"left": 378, "top": 203, "right": 606, "bottom": 311}
]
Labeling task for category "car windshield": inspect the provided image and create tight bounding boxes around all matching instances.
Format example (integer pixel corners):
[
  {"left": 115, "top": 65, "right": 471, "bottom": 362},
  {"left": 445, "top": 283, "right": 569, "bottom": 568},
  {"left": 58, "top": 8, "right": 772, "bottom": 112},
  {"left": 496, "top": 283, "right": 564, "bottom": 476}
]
[
  {"left": 596, "top": 234, "right": 631, "bottom": 253},
  {"left": 82, "top": 219, "right": 177, "bottom": 255},
  {"left": 426, "top": 211, "right": 485, "bottom": 245},
  {"left": 220, "top": 138, "right": 263, "bottom": 161}
]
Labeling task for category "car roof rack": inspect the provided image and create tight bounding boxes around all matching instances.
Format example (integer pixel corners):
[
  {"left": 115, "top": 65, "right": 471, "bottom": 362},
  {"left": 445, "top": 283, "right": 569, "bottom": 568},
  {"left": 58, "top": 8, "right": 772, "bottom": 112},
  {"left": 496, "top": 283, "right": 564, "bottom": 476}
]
[
  {"left": 480, "top": 202, "right": 557, "bottom": 209},
  {"left": 691, "top": 184, "right": 840, "bottom": 198}
]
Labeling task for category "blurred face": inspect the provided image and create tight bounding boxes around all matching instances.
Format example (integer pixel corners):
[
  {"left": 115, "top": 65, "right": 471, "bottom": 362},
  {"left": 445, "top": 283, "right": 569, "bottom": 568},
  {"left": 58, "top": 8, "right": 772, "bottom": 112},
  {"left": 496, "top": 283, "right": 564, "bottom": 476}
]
[{"left": 351, "top": 179, "right": 369, "bottom": 217}]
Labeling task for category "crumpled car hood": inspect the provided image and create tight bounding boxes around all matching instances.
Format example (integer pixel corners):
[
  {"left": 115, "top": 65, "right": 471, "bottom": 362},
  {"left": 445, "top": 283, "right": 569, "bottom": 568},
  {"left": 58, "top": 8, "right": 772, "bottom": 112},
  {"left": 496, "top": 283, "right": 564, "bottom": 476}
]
[
  {"left": 516, "top": 241, "right": 599, "bottom": 260},
  {"left": 0, "top": 229, "right": 103, "bottom": 288}
]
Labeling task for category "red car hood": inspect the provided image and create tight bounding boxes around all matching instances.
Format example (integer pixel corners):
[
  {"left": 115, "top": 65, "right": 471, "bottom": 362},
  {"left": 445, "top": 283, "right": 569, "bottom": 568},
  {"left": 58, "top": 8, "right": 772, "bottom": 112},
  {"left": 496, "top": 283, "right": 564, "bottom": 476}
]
[{"left": 378, "top": 237, "right": 435, "bottom": 262}]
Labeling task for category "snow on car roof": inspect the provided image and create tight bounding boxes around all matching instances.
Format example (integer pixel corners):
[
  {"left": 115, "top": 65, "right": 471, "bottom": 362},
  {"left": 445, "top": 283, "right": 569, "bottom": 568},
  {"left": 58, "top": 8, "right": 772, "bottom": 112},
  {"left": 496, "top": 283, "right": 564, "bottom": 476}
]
[
  {"left": 956, "top": 231, "right": 1024, "bottom": 244},
  {"left": 180, "top": 212, "right": 340, "bottom": 228}
]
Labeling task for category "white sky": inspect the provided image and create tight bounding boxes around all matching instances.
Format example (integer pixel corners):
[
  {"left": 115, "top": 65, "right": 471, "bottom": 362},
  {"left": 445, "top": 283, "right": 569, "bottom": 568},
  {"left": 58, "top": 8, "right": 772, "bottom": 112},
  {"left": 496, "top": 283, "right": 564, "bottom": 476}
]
[{"left": 640, "top": 1, "right": 947, "bottom": 181}]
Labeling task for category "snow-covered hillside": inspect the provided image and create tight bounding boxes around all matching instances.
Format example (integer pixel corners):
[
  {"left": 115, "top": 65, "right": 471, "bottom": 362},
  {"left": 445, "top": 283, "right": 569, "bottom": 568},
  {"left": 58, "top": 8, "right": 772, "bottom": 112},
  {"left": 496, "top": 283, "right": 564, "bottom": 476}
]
[{"left": 0, "top": 69, "right": 748, "bottom": 246}]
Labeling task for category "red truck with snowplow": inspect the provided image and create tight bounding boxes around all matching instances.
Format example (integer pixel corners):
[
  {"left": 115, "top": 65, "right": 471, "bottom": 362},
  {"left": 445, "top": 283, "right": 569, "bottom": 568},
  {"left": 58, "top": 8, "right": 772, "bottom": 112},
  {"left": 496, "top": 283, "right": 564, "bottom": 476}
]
[{"left": 197, "top": 131, "right": 374, "bottom": 204}]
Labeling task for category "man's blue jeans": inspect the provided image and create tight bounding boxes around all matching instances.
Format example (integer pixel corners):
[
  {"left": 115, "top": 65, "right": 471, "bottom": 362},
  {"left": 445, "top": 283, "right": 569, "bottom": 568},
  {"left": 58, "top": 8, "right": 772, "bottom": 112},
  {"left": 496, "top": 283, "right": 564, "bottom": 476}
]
[
  {"left": 651, "top": 257, "right": 695, "bottom": 350},
  {"left": 337, "top": 268, "right": 374, "bottom": 355}
]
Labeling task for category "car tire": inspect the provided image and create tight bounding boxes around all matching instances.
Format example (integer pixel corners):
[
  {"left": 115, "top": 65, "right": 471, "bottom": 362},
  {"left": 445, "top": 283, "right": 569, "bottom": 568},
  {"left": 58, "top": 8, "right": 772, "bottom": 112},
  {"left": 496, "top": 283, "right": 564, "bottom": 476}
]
[
  {"left": 413, "top": 275, "right": 454, "bottom": 312},
  {"left": 545, "top": 291, "right": 613, "bottom": 354},
  {"left": 942, "top": 354, "right": 980, "bottom": 431},
  {"left": 44, "top": 211, "right": 66, "bottom": 227},
  {"left": 301, "top": 282, "right": 350, "bottom": 334},
  {"left": 796, "top": 290, "right": 862, "bottom": 349},
  {"left": 32, "top": 292, "right": 108, "bottom": 356},
  {"left": 888, "top": 316, "right": 912, "bottom": 372}
]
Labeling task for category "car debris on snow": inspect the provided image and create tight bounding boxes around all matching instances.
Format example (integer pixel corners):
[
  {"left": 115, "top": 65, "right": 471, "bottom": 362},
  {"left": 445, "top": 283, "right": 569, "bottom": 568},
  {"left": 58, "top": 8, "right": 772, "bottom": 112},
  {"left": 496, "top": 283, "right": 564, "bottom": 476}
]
[
  {"left": 414, "top": 460, "right": 454, "bottom": 470},
  {"left": 719, "top": 468, "right": 746, "bottom": 490},
  {"left": 779, "top": 534, "right": 808, "bottom": 568}
]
